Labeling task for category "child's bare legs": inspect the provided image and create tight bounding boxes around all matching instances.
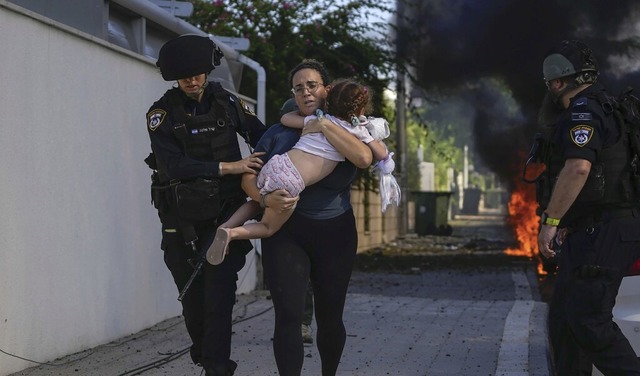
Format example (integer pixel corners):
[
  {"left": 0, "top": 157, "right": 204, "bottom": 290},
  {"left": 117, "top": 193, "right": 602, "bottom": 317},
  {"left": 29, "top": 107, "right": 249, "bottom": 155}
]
[
  {"left": 220, "top": 200, "right": 262, "bottom": 228},
  {"left": 206, "top": 200, "right": 261, "bottom": 265},
  {"left": 206, "top": 206, "right": 294, "bottom": 265},
  {"left": 228, "top": 206, "right": 294, "bottom": 240}
]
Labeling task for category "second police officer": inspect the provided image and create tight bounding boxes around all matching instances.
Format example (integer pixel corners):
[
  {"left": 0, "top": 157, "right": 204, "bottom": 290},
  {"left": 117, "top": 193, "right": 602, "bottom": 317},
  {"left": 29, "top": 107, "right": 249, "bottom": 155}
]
[
  {"left": 537, "top": 40, "right": 640, "bottom": 375},
  {"left": 145, "top": 35, "right": 266, "bottom": 376}
]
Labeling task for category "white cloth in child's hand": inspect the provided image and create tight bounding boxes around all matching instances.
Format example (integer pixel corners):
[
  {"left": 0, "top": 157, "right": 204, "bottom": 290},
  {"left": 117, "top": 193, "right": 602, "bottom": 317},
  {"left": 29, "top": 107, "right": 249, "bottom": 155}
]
[
  {"left": 357, "top": 115, "right": 390, "bottom": 141},
  {"left": 372, "top": 152, "right": 401, "bottom": 213}
]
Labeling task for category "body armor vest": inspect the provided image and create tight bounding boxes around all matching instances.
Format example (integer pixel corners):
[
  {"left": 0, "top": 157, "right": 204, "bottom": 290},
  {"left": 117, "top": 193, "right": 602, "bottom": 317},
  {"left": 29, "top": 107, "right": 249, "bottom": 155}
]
[
  {"left": 163, "top": 86, "right": 243, "bottom": 198},
  {"left": 538, "top": 111, "right": 634, "bottom": 220},
  {"left": 167, "top": 87, "right": 241, "bottom": 162}
]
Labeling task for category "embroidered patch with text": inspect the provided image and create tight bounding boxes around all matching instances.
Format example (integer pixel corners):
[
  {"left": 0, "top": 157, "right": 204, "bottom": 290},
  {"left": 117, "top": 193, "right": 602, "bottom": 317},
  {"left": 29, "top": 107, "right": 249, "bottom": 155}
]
[
  {"left": 147, "top": 109, "right": 167, "bottom": 131},
  {"left": 570, "top": 125, "right": 594, "bottom": 147}
]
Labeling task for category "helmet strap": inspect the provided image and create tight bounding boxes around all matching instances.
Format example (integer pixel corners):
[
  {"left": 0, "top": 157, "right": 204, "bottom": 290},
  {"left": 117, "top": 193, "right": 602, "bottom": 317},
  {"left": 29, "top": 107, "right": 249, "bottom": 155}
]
[
  {"left": 185, "top": 80, "right": 209, "bottom": 100},
  {"left": 551, "top": 73, "right": 595, "bottom": 107}
]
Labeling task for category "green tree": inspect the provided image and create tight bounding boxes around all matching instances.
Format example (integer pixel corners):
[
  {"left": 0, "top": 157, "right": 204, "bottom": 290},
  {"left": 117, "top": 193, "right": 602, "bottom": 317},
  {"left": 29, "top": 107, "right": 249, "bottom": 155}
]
[
  {"left": 188, "top": 0, "right": 395, "bottom": 125},
  {"left": 381, "top": 94, "right": 462, "bottom": 193},
  {"left": 406, "top": 120, "right": 463, "bottom": 192}
]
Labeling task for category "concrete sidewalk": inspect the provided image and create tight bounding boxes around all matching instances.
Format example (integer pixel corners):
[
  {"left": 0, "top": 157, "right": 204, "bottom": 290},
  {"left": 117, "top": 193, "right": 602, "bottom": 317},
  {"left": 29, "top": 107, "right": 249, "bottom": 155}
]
[{"left": 9, "top": 265, "right": 549, "bottom": 376}]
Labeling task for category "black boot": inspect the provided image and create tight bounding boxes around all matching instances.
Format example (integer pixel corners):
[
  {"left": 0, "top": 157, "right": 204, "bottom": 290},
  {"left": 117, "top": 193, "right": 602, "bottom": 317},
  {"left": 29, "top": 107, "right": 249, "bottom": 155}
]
[{"left": 205, "top": 360, "right": 237, "bottom": 376}]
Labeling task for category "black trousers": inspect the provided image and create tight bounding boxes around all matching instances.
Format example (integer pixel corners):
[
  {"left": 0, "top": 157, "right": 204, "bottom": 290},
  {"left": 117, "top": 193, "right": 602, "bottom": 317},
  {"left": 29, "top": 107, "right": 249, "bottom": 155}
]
[
  {"left": 549, "top": 214, "right": 640, "bottom": 376},
  {"left": 262, "top": 209, "right": 358, "bottom": 376},
  {"left": 302, "top": 281, "right": 314, "bottom": 326},
  {"left": 159, "top": 200, "right": 251, "bottom": 371}
]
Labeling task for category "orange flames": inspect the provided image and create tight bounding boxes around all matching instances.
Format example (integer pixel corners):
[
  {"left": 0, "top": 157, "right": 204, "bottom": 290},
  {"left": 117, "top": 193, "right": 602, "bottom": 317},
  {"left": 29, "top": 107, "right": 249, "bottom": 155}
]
[{"left": 505, "top": 157, "right": 546, "bottom": 274}]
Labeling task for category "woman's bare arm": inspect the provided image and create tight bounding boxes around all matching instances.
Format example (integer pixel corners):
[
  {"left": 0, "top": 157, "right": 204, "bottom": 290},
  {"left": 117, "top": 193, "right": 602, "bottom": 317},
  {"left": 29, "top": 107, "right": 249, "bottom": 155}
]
[
  {"left": 304, "top": 118, "right": 373, "bottom": 168},
  {"left": 241, "top": 173, "right": 298, "bottom": 214}
]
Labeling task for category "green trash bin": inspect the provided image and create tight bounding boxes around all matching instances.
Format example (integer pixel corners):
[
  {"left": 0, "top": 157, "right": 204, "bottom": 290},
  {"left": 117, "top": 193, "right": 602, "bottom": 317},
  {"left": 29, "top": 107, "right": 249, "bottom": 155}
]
[{"left": 412, "top": 191, "right": 453, "bottom": 236}]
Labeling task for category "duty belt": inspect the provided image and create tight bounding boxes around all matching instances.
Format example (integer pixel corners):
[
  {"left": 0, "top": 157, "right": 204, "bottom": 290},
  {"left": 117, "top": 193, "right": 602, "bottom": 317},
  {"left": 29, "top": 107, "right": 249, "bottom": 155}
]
[{"left": 569, "top": 207, "right": 640, "bottom": 229}]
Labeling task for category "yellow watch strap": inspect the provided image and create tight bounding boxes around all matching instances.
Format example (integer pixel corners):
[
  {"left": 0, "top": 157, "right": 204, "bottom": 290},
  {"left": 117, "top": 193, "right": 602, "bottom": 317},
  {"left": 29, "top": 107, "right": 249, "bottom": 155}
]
[{"left": 543, "top": 214, "right": 561, "bottom": 226}]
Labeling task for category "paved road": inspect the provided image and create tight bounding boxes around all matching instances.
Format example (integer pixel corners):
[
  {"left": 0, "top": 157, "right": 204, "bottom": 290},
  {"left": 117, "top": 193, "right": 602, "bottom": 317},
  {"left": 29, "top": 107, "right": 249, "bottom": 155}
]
[{"left": 10, "top": 214, "right": 551, "bottom": 376}]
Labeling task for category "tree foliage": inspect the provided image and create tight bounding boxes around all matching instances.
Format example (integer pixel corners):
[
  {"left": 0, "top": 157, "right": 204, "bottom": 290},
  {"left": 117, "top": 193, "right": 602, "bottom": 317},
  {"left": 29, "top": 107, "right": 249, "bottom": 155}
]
[
  {"left": 405, "top": 110, "right": 462, "bottom": 192},
  {"left": 188, "top": 0, "right": 395, "bottom": 125}
]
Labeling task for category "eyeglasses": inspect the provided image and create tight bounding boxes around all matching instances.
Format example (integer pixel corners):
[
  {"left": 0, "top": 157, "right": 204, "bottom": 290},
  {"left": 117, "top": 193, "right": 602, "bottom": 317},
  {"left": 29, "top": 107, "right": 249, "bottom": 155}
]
[{"left": 291, "top": 81, "right": 324, "bottom": 95}]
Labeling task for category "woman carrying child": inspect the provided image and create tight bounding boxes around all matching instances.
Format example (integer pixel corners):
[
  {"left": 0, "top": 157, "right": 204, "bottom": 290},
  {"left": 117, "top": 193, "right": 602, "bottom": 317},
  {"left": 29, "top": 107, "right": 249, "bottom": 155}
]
[{"left": 206, "top": 78, "right": 390, "bottom": 264}]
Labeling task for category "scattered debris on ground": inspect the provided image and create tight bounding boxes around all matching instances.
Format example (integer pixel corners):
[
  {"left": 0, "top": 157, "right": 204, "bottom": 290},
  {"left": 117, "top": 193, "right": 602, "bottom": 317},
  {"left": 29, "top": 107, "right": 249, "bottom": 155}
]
[{"left": 354, "top": 217, "right": 532, "bottom": 273}]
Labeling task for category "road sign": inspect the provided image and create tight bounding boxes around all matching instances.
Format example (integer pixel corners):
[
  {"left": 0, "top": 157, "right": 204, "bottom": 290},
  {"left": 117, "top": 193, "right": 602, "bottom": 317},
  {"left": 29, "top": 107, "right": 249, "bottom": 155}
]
[
  {"left": 216, "top": 36, "right": 250, "bottom": 51},
  {"left": 149, "top": 0, "right": 193, "bottom": 17}
]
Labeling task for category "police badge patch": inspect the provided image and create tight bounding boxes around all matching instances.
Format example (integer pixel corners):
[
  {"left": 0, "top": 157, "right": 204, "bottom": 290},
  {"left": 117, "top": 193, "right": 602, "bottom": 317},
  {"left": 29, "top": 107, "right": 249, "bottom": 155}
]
[
  {"left": 570, "top": 125, "right": 593, "bottom": 147},
  {"left": 147, "top": 109, "right": 167, "bottom": 131},
  {"left": 238, "top": 98, "right": 256, "bottom": 116}
]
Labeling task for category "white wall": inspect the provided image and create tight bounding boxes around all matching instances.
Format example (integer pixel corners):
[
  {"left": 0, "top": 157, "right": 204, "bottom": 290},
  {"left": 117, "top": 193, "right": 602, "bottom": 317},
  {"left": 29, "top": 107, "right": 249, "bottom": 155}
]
[
  {"left": 418, "top": 161, "right": 435, "bottom": 191},
  {"left": 0, "top": 3, "right": 256, "bottom": 374}
]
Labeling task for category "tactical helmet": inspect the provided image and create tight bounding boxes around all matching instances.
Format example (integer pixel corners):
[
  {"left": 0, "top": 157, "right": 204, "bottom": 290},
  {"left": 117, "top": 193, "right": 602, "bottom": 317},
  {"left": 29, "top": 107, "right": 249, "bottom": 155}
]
[
  {"left": 156, "top": 35, "right": 223, "bottom": 81},
  {"left": 542, "top": 40, "right": 599, "bottom": 82}
]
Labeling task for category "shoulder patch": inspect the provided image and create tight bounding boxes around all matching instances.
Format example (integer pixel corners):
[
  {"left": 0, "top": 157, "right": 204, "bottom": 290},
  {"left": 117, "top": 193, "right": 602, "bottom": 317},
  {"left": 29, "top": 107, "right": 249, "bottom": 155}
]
[
  {"left": 147, "top": 109, "right": 167, "bottom": 131},
  {"left": 238, "top": 98, "right": 256, "bottom": 116},
  {"left": 570, "top": 125, "right": 594, "bottom": 147},
  {"left": 571, "top": 112, "right": 592, "bottom": 122},
  {"left": 573, "top": 97, "right": 588, "bottom": 107}
]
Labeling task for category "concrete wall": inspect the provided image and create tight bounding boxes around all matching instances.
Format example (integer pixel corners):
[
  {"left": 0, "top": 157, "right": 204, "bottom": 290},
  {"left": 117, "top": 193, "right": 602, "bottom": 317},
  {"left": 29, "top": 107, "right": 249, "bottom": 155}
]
[
  {"left": 352, "top": 190, "right": 400, "bottom": 252},
  {"left": 0, "top": 3, "right": 256, "bottom": 374}
]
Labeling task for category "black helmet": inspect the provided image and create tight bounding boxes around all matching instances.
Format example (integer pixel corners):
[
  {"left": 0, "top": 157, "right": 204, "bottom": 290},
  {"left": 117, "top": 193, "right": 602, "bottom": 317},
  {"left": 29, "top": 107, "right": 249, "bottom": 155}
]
[
  {"left": 542, "top": 40, "right": 599, "bottom": 83},
  {"left": 156, "top": 35, "right": 223, "bottom": 81}
]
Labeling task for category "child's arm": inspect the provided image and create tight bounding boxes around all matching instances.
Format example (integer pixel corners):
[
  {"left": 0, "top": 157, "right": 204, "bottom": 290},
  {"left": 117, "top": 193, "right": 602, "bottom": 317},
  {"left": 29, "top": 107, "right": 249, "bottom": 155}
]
[
  {"left": 368, "top": 140, "right": 389, "bottom": 162},
  {"left": 280, "top": 111, "right": 306, "bottom": 129}
]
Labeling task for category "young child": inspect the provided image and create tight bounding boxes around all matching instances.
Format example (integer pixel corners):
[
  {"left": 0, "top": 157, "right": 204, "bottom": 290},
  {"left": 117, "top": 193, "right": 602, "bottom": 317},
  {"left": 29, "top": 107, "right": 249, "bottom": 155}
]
[{"left": 206, "top": 78, "right": 391, "bottom": 265}]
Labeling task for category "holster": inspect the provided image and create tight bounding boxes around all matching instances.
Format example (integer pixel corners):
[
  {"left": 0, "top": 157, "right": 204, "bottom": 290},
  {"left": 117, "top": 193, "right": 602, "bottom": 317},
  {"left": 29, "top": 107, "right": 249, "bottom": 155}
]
[{"left": 150, "top": 171, "right": 170, "bottom": 214}]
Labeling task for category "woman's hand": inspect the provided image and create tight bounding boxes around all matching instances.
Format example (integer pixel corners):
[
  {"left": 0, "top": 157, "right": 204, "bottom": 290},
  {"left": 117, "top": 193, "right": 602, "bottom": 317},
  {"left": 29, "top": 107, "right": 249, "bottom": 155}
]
[
  {"left": 301, "top": 118, "right": 331, "bottom": 136},
  {"left": 263, "top": 189, "right": 299, "bottom": 214},
  {"left": 220, "top": 151, "right": 265, "bottom": 176}
]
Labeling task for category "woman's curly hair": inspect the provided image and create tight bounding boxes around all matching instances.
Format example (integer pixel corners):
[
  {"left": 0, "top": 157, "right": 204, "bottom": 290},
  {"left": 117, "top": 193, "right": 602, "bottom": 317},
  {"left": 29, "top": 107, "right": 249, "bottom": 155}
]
[{"left": 326, "top": 79, "right": 372, "bottom": 123}]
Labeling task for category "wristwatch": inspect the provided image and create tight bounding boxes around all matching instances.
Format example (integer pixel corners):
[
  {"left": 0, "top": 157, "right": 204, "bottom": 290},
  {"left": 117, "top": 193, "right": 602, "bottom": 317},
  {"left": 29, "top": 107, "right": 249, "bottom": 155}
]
[{"left": 541, "top": 212, "right": 561, "bottom": 226}]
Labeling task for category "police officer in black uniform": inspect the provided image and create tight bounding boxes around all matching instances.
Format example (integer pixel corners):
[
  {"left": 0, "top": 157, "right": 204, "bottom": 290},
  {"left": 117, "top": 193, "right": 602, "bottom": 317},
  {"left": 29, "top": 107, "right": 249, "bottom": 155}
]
[
  {"left": 537, "top": 40, "right": 640, "bottom": 375},
  {"left": 145, "top": 35, "right": 266, "bottom": 376}
]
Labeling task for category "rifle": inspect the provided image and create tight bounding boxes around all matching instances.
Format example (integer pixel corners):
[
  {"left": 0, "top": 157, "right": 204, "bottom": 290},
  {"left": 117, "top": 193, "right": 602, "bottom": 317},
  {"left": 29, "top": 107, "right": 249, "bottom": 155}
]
[
  {"left": 178, "top": 240, "right": 205, "bottom": 301},
  {"left": 177, "top": 227, "right": 217, "bottom": 301}
]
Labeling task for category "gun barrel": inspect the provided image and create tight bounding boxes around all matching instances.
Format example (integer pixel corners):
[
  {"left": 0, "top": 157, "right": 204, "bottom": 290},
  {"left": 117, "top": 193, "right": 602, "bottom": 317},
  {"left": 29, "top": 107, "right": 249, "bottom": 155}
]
[{"left": 178, "top": 258, "right": 205, "bottom": 301}]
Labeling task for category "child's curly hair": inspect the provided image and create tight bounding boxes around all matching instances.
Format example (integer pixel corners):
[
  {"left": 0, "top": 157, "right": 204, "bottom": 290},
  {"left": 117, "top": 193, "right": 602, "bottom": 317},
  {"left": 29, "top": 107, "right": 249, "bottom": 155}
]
[{"left": 326, "top": 79, "right": 372, "bottom": 124}]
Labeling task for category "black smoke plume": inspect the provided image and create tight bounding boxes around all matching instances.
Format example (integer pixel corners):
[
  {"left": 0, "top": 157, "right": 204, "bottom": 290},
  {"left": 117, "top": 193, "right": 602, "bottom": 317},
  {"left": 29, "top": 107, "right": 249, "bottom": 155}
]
[{"left": 399, "top": 0, "right": 640, "bottom": 187}]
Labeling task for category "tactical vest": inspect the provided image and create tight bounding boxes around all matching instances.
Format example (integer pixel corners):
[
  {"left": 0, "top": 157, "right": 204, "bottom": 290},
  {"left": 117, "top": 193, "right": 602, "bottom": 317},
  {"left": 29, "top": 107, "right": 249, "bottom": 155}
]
[
  {"left": 163, "top": 84, "right": 243, "bottom": 197},
  {"left": 538, "top": 109, "right": 633, "bottom": 217}
]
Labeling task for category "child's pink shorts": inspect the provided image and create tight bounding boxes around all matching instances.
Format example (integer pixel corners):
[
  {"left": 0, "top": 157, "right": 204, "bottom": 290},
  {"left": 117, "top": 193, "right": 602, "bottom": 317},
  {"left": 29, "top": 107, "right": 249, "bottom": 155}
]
[{"left": 257, "top": 153, "right": 306, "bottom": 197}]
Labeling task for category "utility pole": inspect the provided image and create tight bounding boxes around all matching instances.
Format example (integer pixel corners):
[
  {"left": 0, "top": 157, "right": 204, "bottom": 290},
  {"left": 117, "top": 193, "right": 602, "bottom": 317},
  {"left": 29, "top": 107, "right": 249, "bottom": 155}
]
[{"left": 395, "top": 0, "right": 408, "bottom": 237}]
